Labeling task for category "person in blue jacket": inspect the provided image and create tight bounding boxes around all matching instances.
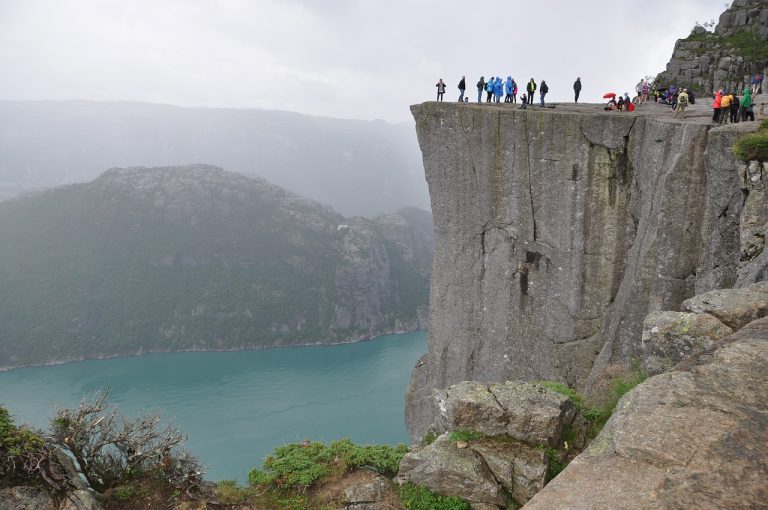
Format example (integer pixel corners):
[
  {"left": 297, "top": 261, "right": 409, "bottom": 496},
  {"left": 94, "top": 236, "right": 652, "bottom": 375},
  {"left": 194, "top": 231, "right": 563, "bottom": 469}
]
[
  {"left": 505, "top": 77, "right": 514, "bottom": 103},
  {"left": 493, "top": 77, "right": 503, "bottom": 103},
  {"left": 486, "top": 77, "right": 494, "bottom": 102}
]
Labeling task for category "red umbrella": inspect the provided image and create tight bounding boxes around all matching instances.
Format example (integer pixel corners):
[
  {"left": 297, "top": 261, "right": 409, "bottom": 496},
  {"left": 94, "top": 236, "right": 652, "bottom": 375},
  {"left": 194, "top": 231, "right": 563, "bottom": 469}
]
[{"left": 603, "top": 92, "right": 616, "bottom": 99}]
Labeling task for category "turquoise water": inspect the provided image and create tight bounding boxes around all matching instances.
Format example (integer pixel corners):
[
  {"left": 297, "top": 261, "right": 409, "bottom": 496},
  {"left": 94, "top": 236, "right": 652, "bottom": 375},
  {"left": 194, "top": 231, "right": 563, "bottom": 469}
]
[{"left": 0, "top": 332, "right": 426, "bottom": 482}]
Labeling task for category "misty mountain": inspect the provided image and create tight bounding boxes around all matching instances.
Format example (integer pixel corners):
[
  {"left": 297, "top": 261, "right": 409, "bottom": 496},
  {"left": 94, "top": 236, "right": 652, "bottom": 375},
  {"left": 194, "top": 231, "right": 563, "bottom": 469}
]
[
  {"left": 0, "top": 165, "right": 432, "bottom": 369},
  {"left": 0, "top": 100, "right": 428, "bottom": 217}
]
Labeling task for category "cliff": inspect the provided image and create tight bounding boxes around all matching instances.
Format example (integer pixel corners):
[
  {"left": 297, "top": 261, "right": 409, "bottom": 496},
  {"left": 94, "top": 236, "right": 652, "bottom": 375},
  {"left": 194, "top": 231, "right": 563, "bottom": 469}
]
[
  {"left": 405, "top": 101, "right": 766, "bottom": 440},
  {"left": 657, "top": 0, "right": 768, "bottom": 94},
  {"left": 0, "top": 165, "right": 431, "bottom": 369}
]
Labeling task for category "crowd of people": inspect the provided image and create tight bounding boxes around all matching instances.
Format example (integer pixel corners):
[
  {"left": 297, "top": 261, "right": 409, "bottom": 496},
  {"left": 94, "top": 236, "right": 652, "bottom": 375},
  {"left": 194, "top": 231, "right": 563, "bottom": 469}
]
[
  {"left": 434, "top": 72, "right": 764, "bottom": 122},
  {"left": 437, "top": 76, "right": 550, "bottom": 107}
]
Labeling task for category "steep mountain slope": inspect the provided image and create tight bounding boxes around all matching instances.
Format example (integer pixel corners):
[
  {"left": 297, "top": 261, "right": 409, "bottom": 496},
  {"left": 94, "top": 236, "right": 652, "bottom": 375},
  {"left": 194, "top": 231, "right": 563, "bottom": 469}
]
[
  {"left": 0, "top": 100, "right": 428, "bottom": 217},
  {"left": 0, "top": 165, "right": 432, "bottom": 369}
]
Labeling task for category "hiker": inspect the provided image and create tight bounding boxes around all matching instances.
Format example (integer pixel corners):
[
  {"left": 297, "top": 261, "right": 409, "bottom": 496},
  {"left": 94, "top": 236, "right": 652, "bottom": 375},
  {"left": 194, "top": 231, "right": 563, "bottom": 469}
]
[
  {"left": 719, "top": 91, "right": 732, "bottom": 124},
  {"left": 635, "top": 79, "right": 644, "bottom": 103},
  {"left": 512, "top": 79, "right": 518, "bottom": 103},
  {"left": 494, "top": 77, "right": 503, "bottom": 103},
  {"left": 730, "top": 93, "right": 741, "bottom": 123},
  {"left": 540, "top": 80, "right": 549, "bottom": 106},
  {"left": 458, "top": 76, "right": 466, "bottom": 102},
  {"left": 487, "top": 77, "right": 494, "bottom": 102},
  {"left": 519, "top": 94, "right": 528, "bottom": 109},
  {"left": 641, "top": 80, "right": 650, "bottom": 103},
  {"left": 675, "top": 88, "right": 689, "bottom": 117},
  {"left": 477, "top": 77, "right": 485, "bottom": 103},
  {"left": 573, "top": 77, "right": 582, "bottom": 103},
  {"left": 752, "top": 73, "right": 763, "bottom": 95},
  {"left": 741, "top": 87, "right": 754, "bottom": 121},
  {"left": 527, "top": 79, "right": 536, "bottom": 105},
  {"left": 617, "top": 95, "right": 625, "bottom": 111},
  {"left": 436, "top": 79, "right": 446, "bottom": 101},
  {"left": 505, "top": 77, "right": 514, "bottom": 103},
  {"left": 713, "top": 90, "right": 723, "bottom": 122}
]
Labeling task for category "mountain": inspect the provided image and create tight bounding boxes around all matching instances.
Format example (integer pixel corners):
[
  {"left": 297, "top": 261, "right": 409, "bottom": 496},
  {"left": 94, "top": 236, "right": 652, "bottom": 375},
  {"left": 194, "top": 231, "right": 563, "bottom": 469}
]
[
  {"left": 0, "top": 100, "right": 428, "bottom": 217},
  {"left": 656, "top": 0, "right": 768, "bottom": 95},
  {"left": 0, "top": 165, "right": 432, "bottom": 369}
]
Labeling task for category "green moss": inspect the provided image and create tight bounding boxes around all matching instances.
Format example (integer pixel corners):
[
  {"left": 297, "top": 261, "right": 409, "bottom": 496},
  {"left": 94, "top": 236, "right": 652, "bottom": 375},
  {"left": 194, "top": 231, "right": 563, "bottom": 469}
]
[
  {"left": 448, "top": 430, "right": 484, "bottom": 443},
  {"left": 733, "top": 123, "right": 768, "bottom": 162},
  {"left": 399, "top": 483, "right": 472, "bottom": 510},
  {"left": 423, "top": 431, "right": 438, "bottom": 446}
]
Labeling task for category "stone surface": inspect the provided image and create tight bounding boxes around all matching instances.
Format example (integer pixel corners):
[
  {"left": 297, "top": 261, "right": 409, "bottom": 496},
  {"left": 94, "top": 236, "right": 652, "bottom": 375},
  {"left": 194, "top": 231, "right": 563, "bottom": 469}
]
[
  {"left": 405, "top": 101, "right": 767, "bottom": 440},
  {"left": 60, "top": 490, "right": 102, "bottom": 510},
  {"left": 523, "top": 317, "right": 768, "bottom": 509},
  {"left": 433, "top": 381, "right": 507, "bottom": 436},
  {"left": 397, "top": 433, "right": 505, "bottom": 506},
  {"left": 681, "top": 287, "right": 768, "bottom": 329},
  {"left": 344, "top": 475, "right": 391, "bottom": 505},
  {"left": 489, "top": 382, "right": 575, "bottom": 447},
  {"left": 639, "top": 311, "right": 733, "bottom": 375},
  {"left": 0, "top": 486, "right": 55, "bottom": 510},
  {"left": 470, "top": 438, "right": 547, "bottom": 506}
]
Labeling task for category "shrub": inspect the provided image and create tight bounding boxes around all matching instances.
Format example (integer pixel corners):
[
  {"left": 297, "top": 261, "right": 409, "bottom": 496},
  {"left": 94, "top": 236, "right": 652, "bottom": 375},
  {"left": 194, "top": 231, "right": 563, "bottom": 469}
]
[
  {"left": 399, "top": 483, "right": 472, "bottom": 510},
  {"left": 248, "top": 439, "right": 408, "bottom": 490},
  {"left": 50, "top": 391, "right": 205, "bottom": 495},
  {"left": 734, "top": 119, "right": 768, "bottom": 162},
  {"left": 423, "top": 431, "right": 438, "bottom": 446}
]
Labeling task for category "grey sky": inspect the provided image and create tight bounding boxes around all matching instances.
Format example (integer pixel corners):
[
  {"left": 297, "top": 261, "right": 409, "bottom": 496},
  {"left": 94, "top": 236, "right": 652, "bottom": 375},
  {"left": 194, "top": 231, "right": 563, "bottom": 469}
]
[{"left": 0, "top": 0, "right": 728, "bottom": 122}]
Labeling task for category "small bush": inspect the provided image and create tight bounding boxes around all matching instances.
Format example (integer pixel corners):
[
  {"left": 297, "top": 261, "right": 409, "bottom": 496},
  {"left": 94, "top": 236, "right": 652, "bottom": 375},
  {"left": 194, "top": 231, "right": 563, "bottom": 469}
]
[
  {"left": 248, "top": 439, "right": 408, "bottom": 490},
  {"left": 215, "top": 480, "right": 253, "bottom": 505},
  {"left": 399, "top": 483, "right": 472, "bottom": 510},
  {"left": 423, "top": 431, "right": 438, "bottom": 446},
  {"left": 448, "top": 430, "right": 484, "bottom": 443}
]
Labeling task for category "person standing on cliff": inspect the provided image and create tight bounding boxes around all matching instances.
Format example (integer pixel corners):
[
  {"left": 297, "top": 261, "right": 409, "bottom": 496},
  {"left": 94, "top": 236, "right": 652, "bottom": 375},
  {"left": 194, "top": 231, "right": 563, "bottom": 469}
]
[
  {"left": 436, "top": 79, "right": 446, "bottom": 101},
  {"left": 527, "top": 79, "right": 536, "bottom": 105},
  {"left": 675, "top": 89, "right": 689, "bottom": 118},
  {"left": 457, "top": 76, "right": 466, "bottom": 102},
  {"left": 487, "top": 77, "right": 495, "bottom": 102},
  {"left": 505, "top": 76, "right": 514, "bottom": 103},
  {"left": 752, "top": 73, "right": 763, "bottom": 95},
  {"left": 540, "top": 80, "right": 549, "bottom": 106},
  {"left": 719, "top": 91, "right": 732, "bottom": 124},
  {"left": 477, "top": 76, "right": 485, "bottom": 103},
  {"left": 573, "top": 77, "right": 582, "bottom": 103},
  {"left": 713, "top": 90, "right": 722, "bottom": 122},
  {"left": 741, "top": 87, "right": 754, "bottom": 121}
]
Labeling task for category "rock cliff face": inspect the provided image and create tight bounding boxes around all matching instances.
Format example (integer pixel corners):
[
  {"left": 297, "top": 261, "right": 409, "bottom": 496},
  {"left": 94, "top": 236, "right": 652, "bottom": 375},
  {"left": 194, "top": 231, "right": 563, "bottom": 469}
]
[
  {"left": 405, "top": 102, "right": 766, "bottom": 440},
  {"left": 657, "top": 0, "right": 768, "bottom": 94}
]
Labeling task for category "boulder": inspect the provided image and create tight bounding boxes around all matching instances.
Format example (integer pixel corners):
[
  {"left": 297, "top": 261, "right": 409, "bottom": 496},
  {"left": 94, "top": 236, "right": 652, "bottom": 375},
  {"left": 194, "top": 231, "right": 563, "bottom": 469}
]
[
  {"left": 639, "top": 311, "right": 733, "bottom": 375},
  {"left": 0, "top": 486, "right": 55, "bottom": 510},
  {"left": 397, "top": 433, "right": 505, "bottom": 506},
  {"left": 344, "top": 474, "right": 392, "bottom": 508},
  {"left": 489, "top": 382, "right": 575, "bottom": 447},
  {"left": 749, "top": 281, "right": 768, "bottom": 294},
  {"left": 523, "top": 317, "right": 768, "bottom": 509},
  {"left": 470, "top": 437, "right": 547, "bottom": 506},
  {"left": 681, "top": 288, "right": 768, "bottom": 330},
  {"left": 434, "top": 381, "right": 507, "bottom": 436}
]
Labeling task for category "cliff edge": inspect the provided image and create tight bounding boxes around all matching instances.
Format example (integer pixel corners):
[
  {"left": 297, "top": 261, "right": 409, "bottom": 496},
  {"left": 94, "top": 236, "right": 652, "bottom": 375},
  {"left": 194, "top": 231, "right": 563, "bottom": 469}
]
[{"left": 405, "top": 101, "right": 766, "bottom": 440}]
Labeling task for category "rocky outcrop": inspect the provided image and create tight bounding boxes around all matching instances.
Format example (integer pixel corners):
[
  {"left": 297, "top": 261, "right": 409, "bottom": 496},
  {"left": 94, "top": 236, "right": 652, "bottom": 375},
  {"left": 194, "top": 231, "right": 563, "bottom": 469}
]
[
  {"left": 656, "top": 0, "right": 768, "bottom": 94},
  {"left": 405, "top": 102, "right": 765, "bottom": 441},
  {"left": 524, "top": 305, "right": 768, "bottom": 509},
  {"left": 398, "top": 381, "right": 579, "bottom": 508},
  {"left": 0, "top": 486, "right": 55, "bottom": 510}
]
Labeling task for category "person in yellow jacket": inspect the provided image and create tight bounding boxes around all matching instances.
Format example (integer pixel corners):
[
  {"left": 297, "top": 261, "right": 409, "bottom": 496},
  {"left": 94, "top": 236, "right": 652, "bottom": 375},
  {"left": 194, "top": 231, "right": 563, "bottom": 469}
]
[{"left": 719, "top": 92, "right": 733, "bottom": 124}]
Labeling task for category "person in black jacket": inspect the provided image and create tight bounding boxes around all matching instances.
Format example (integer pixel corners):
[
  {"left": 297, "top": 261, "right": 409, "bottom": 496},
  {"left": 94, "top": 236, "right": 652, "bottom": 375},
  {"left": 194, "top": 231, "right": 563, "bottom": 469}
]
[
  {"left": 476, "top": 77, "right": 485, "bottom": 103},
  {"left": 458, "top": 76, "right": 466, "bottom": 102},
  {"left": 540, "top": 80, "right": 549, "bottom": 106},
  {"left": 436, "top": 79, "right": 446, "bottom": 101},
  {"left": 573, "top": 77, "right": 582, "bottom": 103},
  {"left": 526, "top": 79, "right": 536, "bottom": 105}
]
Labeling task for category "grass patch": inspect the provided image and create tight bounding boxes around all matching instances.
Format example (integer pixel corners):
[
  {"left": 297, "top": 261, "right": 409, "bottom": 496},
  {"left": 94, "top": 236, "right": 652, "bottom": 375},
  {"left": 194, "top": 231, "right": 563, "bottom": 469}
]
[
  {"left": 734, "top": 121, "right": 768, "bottom": 162},
  {"left": 399, "top": 483, "right": 472, "bottom": 510},
  {"left": 423, "top": 431, "right": 438, "bottom": 446},
  {"left": 448, "top": 430, "right": 484, "bottom": 443}
]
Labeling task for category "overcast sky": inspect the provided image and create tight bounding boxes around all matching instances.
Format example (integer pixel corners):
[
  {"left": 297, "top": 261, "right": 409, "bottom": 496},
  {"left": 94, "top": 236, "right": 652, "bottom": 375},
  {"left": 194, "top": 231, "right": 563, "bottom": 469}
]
[{"left": 0, "top": 0, "right": 729, "bottom": 122}]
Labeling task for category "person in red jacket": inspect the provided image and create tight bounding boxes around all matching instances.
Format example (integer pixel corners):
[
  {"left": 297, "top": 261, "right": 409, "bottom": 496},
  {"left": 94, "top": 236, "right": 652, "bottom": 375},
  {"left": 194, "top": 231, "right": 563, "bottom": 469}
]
[{"left": 713, "top": 90, "right": 723, "bottom": 123}]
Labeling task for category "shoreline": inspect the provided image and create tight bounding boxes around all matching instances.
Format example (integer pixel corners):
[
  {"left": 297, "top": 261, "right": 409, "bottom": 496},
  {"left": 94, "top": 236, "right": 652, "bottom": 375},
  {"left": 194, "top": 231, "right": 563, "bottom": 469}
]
[{"left": 0, "top": 327, "right": 427, "bottom": 373}]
